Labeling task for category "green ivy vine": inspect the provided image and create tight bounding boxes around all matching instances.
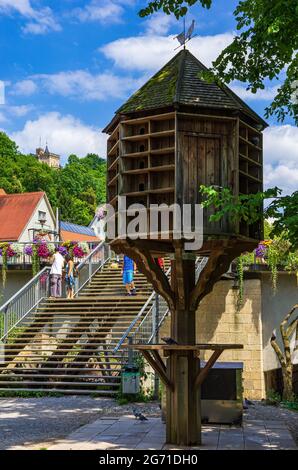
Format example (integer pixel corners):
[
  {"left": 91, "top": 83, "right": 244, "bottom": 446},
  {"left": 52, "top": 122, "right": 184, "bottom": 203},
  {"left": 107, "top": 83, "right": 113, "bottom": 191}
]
[
  {"left": 1, "top": 246, "right": 8, "bottom": 287},
  {"left": 267, "top": 245, "right": 279, "bottom": 293},
  {"left": 32, "top": 245, "right": 40, "bottom": 277}
]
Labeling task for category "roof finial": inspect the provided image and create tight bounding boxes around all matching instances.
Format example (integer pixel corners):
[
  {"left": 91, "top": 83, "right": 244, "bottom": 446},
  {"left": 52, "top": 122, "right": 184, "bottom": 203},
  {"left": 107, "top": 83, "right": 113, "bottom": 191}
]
[{"left": 174, "top": 18, "right": 195, "bottom": 51}]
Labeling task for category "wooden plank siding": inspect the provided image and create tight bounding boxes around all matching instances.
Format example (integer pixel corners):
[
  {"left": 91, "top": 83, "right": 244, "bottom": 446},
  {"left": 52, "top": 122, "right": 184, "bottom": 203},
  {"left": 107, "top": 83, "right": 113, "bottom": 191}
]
[
  {"left": 106, "top": 110, "right": 263, "bottom": 245},
  {"left": 176, "top": 115, "right": 236, "bottom": 235}
]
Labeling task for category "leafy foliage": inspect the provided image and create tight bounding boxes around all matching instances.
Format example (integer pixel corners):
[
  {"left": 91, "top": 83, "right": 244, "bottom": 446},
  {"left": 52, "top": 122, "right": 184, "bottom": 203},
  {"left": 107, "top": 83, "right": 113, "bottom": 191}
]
[
  {"left": 266, "top": 191, "right": 298, "bottom": 250},
  {"left": 139, "top": 0, "right": 212, "bottom": 18},
  {"left": 200, "top": 185, "right": 298, "bottom": 294},
  {"left": 140, "top": 0, "right": 298, "bottom": 124},
  {"left": 0, "top": 132, "right": 106, "bottom": 226},
  {"left": 200, "top": 185, "right": 279, "bottom": 225}
]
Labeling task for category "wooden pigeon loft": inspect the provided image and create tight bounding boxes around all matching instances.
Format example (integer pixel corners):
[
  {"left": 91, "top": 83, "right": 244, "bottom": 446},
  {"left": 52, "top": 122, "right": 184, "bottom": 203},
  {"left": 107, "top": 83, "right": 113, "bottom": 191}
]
[
  {"left": 104, "top": 49, "right": 266, "bottom": 446},
  {"left": 105, "top": 49, "right": 265, "bottom": 245}
]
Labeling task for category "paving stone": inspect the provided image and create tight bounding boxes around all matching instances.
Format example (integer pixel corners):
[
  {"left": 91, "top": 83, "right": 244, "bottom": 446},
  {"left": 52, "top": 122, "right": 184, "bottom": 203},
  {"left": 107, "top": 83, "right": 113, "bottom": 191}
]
[{"left": 46, "top": 410, "right": 297, "bottom": 451}]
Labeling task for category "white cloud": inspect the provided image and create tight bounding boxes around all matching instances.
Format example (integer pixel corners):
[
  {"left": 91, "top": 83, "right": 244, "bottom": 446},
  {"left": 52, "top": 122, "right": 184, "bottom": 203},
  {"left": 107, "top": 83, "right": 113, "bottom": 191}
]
[
  {"left": 14, "top": 70, "right": 141, "bottom": 101},
  {"left": 230, "top": 84, "right": 279, "bottom": 101},
  {"left": 10, "top": 112, "right": 107, "bottom": 159},
  {"left": 264, "top": 164, "right": 298, "bottom": 195},
  {"left": 11, "top": 79, "right": 38, "bottom": 96},
  {"left": 0, "top": 0, "right": 60, "bottom": 34},
  {"left": 144, "top": 13, "right": 175, "bottom": 35},
  {"left": 264, "top": 125, "right": 298, "bottom": 166},
  {"left": 100, "top": 32, "right": 234, "bottom": 71},
  {"left": 72, "top": 0, "right": 132, "bottom": 24},
  {"left": 0, "top": 104, "right": 34, "bottom": 123},
  {"left": 0, "top": 0, "right": 33, "bottom": 16},
  {"left": 7, "top": 105, "right": 34, "bottom": 117},
  {"left": 0, "top": 111, "right": 8, "bottom": 123},
  {"left": 263, "top": 125, "right": 298, "bottom": 194}
]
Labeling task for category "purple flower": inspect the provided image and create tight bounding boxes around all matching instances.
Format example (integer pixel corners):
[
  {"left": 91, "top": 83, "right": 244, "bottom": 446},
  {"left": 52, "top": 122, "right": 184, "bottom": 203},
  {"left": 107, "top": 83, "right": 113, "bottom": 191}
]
[
  {"left": 255, "top": 244, "right": 267, "bottom": 258},
  {"left": 24, "top": 245, "right": 33, "bottom": 256},
  {"left": 59, "top": 246, "right": 68, "bottom": 256}
]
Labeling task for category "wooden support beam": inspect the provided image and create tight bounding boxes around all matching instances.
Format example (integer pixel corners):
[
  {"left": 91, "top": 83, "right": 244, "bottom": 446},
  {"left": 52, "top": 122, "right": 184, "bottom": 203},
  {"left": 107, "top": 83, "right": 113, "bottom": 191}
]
[
  {"left": 190, "top": 240, "right": 254, "bottom": 311},
  {"left": 194, "top": 349, "right": 223, "bottom": 389},
  {"left": 142, "top": 350, "right": 174, "bottom": 391},
  {"left": 111, "top": 238, "right": 175, "bottom": 311},
  {"left": 151, "top": 350, "right": 167, "bottom": 374},
  {"left": 174, "top": 244, "right": 186, "bottom": 310}
]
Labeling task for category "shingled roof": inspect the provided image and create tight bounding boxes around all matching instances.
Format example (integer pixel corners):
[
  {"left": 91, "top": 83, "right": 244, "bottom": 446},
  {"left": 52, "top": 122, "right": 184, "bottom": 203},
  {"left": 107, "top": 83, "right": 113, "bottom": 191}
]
[
  {"left": 0, "top": 191, "right": 44, "bottom": 241},
  {"left": 116, "top": 49, "right": 267, "bottom": 127}
]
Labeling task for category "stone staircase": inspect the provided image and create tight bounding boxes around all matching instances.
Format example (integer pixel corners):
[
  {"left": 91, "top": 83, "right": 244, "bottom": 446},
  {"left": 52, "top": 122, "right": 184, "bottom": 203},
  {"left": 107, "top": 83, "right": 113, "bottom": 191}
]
[{"left": 0, "top": 262, "right": 153, "bottom": 395}]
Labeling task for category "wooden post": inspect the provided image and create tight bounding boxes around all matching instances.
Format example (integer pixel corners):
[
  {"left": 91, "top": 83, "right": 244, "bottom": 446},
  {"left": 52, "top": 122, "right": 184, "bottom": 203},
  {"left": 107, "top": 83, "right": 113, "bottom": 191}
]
[{"left": 166, "top": 258, "right": 201, "bottom": 446}]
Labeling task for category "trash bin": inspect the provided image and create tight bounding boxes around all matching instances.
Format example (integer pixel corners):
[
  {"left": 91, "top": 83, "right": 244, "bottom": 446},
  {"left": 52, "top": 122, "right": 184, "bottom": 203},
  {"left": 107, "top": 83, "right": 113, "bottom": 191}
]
[
  {"left": 122, "top": 366, "right": 140, "bottom": 395},
  {"left": 201, "top": 362, "right": 243, "bottom": 425}
]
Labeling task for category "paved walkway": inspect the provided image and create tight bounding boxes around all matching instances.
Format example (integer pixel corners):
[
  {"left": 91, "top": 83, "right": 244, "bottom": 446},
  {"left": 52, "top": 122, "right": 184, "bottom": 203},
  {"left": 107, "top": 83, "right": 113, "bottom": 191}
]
[{"left": 48, "top": 415, "right": 297, "bottom": 450}]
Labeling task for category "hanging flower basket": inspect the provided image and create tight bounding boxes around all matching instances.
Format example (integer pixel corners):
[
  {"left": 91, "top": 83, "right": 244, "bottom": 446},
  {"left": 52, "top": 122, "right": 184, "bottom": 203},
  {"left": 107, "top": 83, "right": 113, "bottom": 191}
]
[{"left": 0, "top": 242, "right": 18, "bottom": 286}]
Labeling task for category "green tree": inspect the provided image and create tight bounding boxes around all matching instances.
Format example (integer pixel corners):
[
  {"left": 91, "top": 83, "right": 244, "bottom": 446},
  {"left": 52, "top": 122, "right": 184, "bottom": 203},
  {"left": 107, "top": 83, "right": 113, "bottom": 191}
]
[
  {"left": 140, "top": 0, "right": 298, "bottom": 123},
  {"left": 200, "top": 184, "right": 298, "bottom": 400},
  {"left": 0, "top": 131, "right": 20, "bottom": 158},
  {"left": 0, "top": 133, "right": 107, "bottom": 226}
]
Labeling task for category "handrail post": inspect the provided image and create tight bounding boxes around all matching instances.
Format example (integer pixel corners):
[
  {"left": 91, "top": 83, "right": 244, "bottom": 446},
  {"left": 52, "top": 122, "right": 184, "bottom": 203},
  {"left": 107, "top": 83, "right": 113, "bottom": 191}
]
[
  {"left": 88, "top": 255, "right": 92, "bottom": 282},
  {"left": 153, "top": 294, "right": 160, "bottom": 399},
  {"left": 127, "top": 336, "right": 134, "bottom": 367},
  {"left": 3, "top": 306, "right": 9, "bottom": 343}
]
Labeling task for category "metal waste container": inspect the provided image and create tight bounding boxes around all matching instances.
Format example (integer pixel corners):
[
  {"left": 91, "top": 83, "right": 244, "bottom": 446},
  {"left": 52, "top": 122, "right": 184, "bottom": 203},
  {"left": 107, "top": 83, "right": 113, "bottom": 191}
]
[
  {"left": 201, "top": 362, "right": 243, "bottom": 425},
  {"left": 122, "top": 366, "right": 140, "bottom": 394}
]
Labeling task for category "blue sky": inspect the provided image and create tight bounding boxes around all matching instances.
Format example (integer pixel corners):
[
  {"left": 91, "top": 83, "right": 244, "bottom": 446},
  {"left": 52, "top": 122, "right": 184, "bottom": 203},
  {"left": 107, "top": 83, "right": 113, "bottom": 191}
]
[{"left": 0, "top": 0, "right": 297, "bottom": 193}]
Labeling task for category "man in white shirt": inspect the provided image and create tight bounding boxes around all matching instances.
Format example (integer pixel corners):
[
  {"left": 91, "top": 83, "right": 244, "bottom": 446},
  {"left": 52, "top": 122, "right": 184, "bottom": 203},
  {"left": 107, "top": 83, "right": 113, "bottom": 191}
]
[{"left": 50, "top": 247, "right": 65, "bottom": 298}]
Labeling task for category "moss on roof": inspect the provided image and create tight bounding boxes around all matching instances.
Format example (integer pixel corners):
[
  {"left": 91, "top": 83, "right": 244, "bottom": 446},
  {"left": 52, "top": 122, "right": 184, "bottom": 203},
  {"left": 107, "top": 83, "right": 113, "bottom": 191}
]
[
  {"left": 117, "top": 53, "right": 181, "bottom": 114},
  {"left": 116, "top": 49, "right": 266, "bottom": 127}
]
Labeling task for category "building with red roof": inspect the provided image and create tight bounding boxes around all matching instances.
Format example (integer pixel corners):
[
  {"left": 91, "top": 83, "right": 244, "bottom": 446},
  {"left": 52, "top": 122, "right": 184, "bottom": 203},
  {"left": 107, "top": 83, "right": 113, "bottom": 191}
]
[{"left": 0, "top": 189, "right": 56, "bottom": 242}]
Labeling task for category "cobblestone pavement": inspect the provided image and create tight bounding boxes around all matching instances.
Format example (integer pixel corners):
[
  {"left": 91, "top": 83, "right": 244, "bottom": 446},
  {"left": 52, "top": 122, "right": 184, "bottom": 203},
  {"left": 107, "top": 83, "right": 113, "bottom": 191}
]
[
  {"left": 0, "top": 397, "right": 297, "bottom": 450},
  {"left": 0, "top": 397, "right": 160, "bottom": 450}
]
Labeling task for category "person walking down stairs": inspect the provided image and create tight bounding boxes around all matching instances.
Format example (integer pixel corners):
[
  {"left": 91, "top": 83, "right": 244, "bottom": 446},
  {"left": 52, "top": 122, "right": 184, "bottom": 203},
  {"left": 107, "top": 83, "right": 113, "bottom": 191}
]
[
  {"left": 122, "top": 255, "right": 137, "bottom": 296},
  {"left": 50, "top": 247, "right": 65, "bottom": 299}
]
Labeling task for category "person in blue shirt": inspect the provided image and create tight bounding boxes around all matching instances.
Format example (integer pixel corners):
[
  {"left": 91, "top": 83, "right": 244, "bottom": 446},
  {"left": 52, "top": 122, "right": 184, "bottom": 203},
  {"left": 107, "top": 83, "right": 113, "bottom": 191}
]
[{"left": 122, "top": 255, "right": 137, "bottom": 296}]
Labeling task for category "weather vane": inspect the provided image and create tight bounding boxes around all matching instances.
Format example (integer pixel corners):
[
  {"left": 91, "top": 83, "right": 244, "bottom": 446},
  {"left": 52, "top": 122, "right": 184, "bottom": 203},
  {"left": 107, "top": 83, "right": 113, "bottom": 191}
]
[{"left": 174, "top": 18, "right": 195, "bottom": 50}]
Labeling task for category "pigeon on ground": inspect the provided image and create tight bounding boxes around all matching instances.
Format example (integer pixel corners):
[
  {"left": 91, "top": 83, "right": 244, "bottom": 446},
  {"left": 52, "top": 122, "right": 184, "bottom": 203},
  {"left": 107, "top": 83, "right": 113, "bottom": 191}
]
[
  {"left": 133, "top": 408, "right": 141, "bottom": 419},
  {"left": 133, "top": 408, "right": 148, "bottom": 421},
  {"left": 138, "top": 413, "right": 148, "bottom": 421},
  {"left": 161, "top": 337, "right": 178, "bottom": 345},
  {"left": 244, "top": 398, "right": 254, "bottom": 406}
]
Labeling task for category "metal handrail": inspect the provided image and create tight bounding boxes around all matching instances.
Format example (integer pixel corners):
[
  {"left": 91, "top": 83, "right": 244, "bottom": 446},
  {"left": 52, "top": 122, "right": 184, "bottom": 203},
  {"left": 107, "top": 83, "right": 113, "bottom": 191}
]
[
  {"left": 147, "top": 304, "right": 169, "bottom": 344},
  {"left": 113, "top": 291, "right": 156, "bottom": 353},
  {"left": 119, "top": 258, "right": 208, "bottom": 353},
  {"left": 0, "top": 266, "right": 50, "bottom": 341},
  {"left": 0, "top": 242, "right": 110, "bottom": 342},
  {"left": 76, "top": 241, "right": 104, "bottom": 271},
  {"left": 75, "top": 242, "right": 111, "bottom": 295},
  {"left": 0, "top": 266, "right": 49, "bottom": 314},
  {"left": 113, "top": 266, "right": 171, "bottom": 353},
  {"left": 0, "top": 241, "right": 100, "bottom": 267}
]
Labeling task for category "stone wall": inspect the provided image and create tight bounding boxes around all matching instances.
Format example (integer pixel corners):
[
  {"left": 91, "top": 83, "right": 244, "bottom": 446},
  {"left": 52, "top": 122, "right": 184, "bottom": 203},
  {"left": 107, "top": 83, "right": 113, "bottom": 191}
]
[{"left": 159, "top": 279, "right": 265, "bottom": 400}]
